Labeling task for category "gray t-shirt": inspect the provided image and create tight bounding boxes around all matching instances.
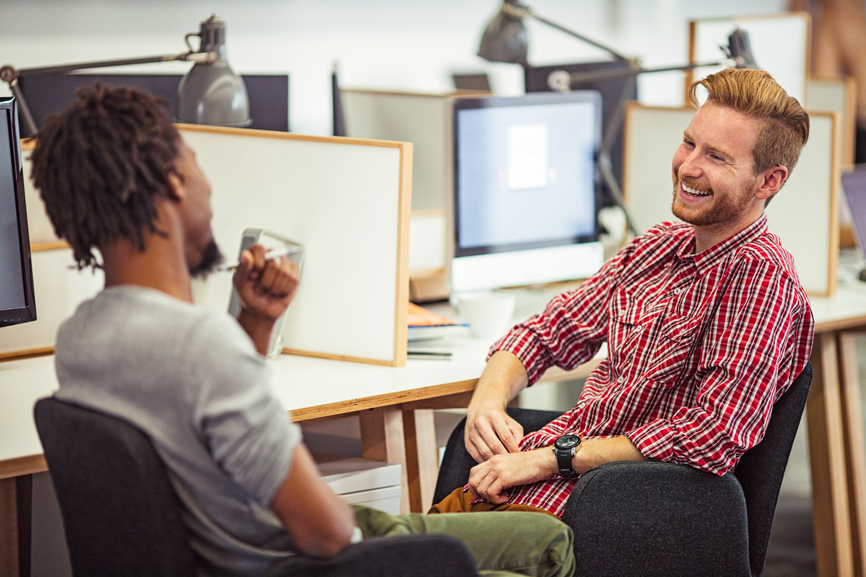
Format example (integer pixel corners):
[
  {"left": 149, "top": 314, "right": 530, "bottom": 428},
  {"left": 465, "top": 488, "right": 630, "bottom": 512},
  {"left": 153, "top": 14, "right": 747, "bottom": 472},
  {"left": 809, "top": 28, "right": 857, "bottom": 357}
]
[{"left": 54, "top": 286, "right": 302, "bottom": 577}]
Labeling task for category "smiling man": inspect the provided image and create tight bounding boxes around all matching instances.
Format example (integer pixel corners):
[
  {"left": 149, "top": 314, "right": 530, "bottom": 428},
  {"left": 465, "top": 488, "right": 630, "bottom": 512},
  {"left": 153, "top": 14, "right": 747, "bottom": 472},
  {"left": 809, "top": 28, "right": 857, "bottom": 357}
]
[{"left": 432, "top": 68, "right": 814, "bottom": 517}]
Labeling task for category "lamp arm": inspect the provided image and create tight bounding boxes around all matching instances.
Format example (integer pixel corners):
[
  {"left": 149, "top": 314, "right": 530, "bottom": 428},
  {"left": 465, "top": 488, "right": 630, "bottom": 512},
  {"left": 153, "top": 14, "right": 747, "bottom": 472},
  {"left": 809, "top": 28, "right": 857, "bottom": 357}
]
[
  {"left": 0, "top": 50, "right": 216, "bottom": 137},
  {"left": 560, "top": 59, "right": 729, "bottom": 87},
  {"left": 1, "top": 50, "right": 214, "bottom": 82},
  {"left": 501, "top": 2, "right": 631, "bottom": 62}
]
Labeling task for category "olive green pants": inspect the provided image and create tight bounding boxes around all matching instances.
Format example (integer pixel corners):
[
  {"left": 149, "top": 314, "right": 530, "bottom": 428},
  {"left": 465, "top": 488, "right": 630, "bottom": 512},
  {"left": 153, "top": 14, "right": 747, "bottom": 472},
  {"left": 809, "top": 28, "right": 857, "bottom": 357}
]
[{"left": 354, "top": 505, "right": 575, "bottom": 577}]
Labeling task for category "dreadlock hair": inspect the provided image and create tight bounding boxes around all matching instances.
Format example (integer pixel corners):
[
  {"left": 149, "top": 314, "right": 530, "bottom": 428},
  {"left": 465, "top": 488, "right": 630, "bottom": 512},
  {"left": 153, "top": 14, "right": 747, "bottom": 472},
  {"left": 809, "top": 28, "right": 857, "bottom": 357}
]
[{"left": 30, "top": 84, "right": 180, "bottom": 269}]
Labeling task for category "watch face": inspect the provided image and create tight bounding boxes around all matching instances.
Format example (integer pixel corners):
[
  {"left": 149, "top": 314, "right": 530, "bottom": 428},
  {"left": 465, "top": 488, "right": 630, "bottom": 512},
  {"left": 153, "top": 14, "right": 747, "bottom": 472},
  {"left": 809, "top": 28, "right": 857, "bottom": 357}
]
[{"left": 555, "top": 435, "right": 581, "bottom": 450}]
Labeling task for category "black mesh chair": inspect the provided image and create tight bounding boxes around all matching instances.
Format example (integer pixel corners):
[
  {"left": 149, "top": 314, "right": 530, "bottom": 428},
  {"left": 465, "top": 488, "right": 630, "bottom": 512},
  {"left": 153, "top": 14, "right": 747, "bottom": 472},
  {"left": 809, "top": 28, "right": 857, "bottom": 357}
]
[
  {"left": 34, "top": 398, "right": 479, "bottom": 577},
  {"left": 434, "top": 363, "right": 813, "bottom": 577}
]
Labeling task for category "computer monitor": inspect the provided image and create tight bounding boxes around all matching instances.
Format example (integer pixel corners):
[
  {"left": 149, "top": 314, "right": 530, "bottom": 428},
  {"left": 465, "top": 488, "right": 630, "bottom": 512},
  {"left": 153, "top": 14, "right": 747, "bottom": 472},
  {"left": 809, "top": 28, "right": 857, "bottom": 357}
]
[
  {"left": 450, "top": 91, "right": 605, "bottom": 294},
  {"left": 524, "top": 60, "right": 638, "bottom": 204},
  {"left": 17, "top": 73, "right": 290, "bottom": 136},
  {"left": 841, "top": 166, "right": 866, "bottom": 281},
  {"left": 0, "top": 98, "right": 37, "bottom": 327}
]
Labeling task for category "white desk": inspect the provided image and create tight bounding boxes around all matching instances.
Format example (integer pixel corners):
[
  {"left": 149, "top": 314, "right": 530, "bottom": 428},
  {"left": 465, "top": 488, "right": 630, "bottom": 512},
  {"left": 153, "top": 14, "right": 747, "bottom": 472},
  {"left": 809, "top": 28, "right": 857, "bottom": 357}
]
[{"left": 1, "top": 282, "right": 866, "bottom": 577}]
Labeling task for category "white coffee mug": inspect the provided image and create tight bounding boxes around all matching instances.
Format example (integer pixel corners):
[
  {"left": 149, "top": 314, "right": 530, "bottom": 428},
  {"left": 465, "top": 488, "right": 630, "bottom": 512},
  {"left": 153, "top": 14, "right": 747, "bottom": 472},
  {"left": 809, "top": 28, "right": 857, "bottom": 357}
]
[{"left": 458, "top": 291, "right": 517, "bottom": 339}]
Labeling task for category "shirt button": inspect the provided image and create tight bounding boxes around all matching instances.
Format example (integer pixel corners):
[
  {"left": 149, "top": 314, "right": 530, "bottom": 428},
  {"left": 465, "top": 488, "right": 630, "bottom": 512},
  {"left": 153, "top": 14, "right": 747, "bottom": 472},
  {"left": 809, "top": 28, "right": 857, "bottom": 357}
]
[
  {"left": 617, "top": 376, "right": 625, "bottom": 383},
  {"left": 673, "top": 288, "right": 681, "bottom": 295},
  {"left": 634, "top": 326, "right": 642, "bottom": 332}
]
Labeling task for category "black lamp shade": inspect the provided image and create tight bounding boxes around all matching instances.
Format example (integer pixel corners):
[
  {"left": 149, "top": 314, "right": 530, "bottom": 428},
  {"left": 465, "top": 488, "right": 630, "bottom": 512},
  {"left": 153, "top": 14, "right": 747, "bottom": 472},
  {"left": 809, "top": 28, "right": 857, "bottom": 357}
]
[
  {"left": 178, "top": 61, "right": 250, "bottom": 126},
  {"left": 478, "top": 9, "right": 528, "bottom": 63},
  {"left": 728, "top": 29, "right": 759, "bottom": 70},
  {"left": 178, "top": 15, "right": 251, "bottom": 127}
]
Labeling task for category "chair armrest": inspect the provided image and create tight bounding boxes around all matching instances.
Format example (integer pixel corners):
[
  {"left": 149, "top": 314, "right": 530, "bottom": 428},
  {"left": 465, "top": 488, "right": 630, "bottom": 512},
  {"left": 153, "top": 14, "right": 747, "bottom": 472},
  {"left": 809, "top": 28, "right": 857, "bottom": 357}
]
[
  {"left": 563, "top": 461, "right": 751, "bottom": 577},
  {"left": 276, "top": 534, "right": 479, "bottom": 576}
]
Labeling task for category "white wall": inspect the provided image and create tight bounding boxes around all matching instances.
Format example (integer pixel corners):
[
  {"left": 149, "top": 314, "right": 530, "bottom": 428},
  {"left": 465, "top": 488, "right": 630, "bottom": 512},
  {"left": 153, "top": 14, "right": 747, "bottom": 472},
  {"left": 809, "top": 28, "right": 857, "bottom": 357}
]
[{"left": 0, "top": 0, "right": 788, "bottom": 136}]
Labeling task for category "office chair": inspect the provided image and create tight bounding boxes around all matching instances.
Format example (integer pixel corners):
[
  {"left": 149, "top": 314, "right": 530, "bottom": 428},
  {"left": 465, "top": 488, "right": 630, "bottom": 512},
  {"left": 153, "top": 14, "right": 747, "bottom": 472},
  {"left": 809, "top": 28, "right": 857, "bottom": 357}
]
[
  {"left": 434, "top": 362, "right": 813, "bottom": 577},
  {"left": 34, "top": 398, "right": 479, "bottom": 577}
]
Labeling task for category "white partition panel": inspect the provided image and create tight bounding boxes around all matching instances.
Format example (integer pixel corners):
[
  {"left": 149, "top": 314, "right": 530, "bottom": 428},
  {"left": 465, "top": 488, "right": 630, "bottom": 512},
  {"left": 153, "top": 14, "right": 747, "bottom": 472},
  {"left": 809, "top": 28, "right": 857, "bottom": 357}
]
[
  {"left": 342, "top": 90, "right": 453, "bottom": 214},
  {"left": 341, "top": 90, "right": 463, "bottom": 299},
  {"left": 0, "top": 247, "right": 104, "bottom": 359},
  {"left": 767, "top": 112, "right": 840, "bottom": 296},
  {"left": 622, "top": 104, "right": 695, "bottom": 234},
  {"left": 180, "top": 126, "right": 412, "bottom": 366},
  {"left": 623, "top": 104, "right": 839, "bottom": 296},
  {"left": 808, "top": 77, "right": 856, "bottom": 168},
  {"left": 688, "top": 13, "right": 810, "bottom": 107}
]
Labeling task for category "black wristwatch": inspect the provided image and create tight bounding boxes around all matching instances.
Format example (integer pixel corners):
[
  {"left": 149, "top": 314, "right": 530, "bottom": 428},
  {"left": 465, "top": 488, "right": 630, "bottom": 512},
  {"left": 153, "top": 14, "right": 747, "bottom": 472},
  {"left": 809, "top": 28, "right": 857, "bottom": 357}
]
[{"left": 552, "top": 434, "right": 582, "bottom": 478}]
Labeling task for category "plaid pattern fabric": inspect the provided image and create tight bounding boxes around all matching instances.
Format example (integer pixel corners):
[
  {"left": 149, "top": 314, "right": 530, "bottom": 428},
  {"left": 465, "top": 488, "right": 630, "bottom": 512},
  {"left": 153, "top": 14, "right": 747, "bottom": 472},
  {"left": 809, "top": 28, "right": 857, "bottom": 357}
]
[{"left": 490, "top": 216, "right": 814, "bottom": 516}]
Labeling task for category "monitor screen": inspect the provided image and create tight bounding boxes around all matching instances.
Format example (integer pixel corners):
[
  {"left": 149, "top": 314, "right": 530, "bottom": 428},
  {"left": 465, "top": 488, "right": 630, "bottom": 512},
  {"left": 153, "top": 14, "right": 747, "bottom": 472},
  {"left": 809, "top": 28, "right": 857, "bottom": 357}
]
[
  {"left": 524, "top": 61, "right": 638, "bottom": 202},
  {"left": 17, "top": 73, "right": 290, "bottom": 136},
  {"left": 842, "top": 167, "right": 866, "bottom": 251},
  {"left": 451, "top": 91, "right": 604, "bottom": 293},
  {"left": 0, "top": 98, "right": 36, "bottom": 327}
]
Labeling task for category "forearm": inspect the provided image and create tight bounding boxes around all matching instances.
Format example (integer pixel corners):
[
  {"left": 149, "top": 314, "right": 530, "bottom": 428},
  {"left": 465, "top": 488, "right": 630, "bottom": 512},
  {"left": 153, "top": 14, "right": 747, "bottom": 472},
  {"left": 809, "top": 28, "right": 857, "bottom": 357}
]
[
  {"left": 468, "top": 351, "right": 529, "bottom": 416},
  {"left": 237, "top": 309, "right": 277, "bottom": 357},
  {"left": 271, "top": 444, "right": 356, "bottom": 557},
  {"left": 572, "top": 436, "right": 644, "bottom": 475}
]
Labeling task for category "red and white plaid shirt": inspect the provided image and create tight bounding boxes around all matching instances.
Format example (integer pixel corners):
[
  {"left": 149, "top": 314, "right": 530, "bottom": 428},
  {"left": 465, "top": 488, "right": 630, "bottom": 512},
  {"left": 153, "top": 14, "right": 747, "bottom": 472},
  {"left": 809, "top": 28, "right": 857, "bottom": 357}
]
[{"left": 490, "top": 216, "right": 814, "bottom": 516}]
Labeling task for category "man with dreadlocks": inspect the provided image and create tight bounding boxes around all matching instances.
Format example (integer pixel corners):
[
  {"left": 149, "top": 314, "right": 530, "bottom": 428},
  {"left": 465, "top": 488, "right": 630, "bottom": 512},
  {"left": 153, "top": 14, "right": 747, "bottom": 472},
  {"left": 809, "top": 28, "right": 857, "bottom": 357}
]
[{"left": 31, "top": 85, "right": 576, "bottom": 577}]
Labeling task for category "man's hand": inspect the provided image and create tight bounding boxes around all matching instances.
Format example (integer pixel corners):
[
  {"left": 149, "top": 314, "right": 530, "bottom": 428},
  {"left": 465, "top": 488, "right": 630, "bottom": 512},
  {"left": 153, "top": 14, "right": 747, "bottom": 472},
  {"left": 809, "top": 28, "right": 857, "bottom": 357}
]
[
  {"left": 467, "top": 448, "right": 556, "bottom": 504},
  {"left": 233, "top": 244, "right": 299, "bottom": 356},
  {"left": 464, "top": 351, "right": 530, "bottom": 462},
  {"left": 464, "top": 406, "right": 524, "bottom": 462}
]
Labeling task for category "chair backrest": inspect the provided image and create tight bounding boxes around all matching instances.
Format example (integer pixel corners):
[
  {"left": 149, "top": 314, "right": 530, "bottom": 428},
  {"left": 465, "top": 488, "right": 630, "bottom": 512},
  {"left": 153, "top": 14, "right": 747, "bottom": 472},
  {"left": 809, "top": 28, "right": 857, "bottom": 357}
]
[
  {"left": 732, "top": 362, "right": 813, "bottom": 577},
  {"left": 34, "top": 397, "right": 197, "bottom": 577}
]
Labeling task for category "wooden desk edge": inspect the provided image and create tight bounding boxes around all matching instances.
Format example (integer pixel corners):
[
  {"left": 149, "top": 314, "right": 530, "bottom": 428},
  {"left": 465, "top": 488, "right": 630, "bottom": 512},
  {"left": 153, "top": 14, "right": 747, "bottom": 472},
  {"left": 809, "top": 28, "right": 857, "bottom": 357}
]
[
  {"left": 290, "top": 359, "right": 602, "bottom": 422},
  {"left": 815, "top": 315, "right": 866, "bottom": 334},
  {"left": 0, "top": 455, "right": 47, "bottom": 480}
]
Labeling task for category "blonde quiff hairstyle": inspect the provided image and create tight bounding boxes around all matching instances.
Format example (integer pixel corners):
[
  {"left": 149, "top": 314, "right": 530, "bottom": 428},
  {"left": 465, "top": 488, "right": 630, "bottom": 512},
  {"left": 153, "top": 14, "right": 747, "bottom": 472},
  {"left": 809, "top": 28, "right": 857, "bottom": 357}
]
[{"left": 688, "top": 68, "right": 810, "bottom": 185}]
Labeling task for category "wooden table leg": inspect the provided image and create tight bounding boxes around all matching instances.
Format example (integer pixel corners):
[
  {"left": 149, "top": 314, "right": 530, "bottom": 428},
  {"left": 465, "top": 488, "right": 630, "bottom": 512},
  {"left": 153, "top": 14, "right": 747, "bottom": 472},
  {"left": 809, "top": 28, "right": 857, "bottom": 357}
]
[
  {"left": 0, "top": 475, "right": 31, "bottom": 577},
  {"left": 839, "top": 332, "right": 866, "bottom": 576},
  {"left": 808, "top": 332, "right": 855, "bottom": 577},
  {"left": 359, "top": 406, "right": 410, "bottom": 514},
  {"left": 403, "top": 409, "right": 439, "bottom": 513}
]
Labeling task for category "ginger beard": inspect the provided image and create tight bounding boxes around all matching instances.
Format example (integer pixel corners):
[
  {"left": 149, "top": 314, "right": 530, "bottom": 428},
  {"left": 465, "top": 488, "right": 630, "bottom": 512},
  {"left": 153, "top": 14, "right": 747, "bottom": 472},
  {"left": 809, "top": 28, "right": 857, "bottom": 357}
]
[{"left": 670, "top": 171, "right": 756, "bottom": 227}]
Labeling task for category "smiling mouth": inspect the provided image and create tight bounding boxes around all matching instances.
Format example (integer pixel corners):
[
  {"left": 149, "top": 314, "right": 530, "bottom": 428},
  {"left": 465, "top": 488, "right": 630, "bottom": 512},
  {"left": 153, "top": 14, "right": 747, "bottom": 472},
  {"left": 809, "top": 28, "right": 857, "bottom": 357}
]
[{"left": 681, "top": 182, "right": 712, "bottom": 197}]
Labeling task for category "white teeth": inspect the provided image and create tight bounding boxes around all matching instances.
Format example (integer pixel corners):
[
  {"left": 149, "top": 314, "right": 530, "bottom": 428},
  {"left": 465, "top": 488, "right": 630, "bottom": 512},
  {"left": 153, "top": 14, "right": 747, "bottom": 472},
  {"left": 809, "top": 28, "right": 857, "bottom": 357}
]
[{"left": 682, "top": 182, "right": 711, "bottom": 196}]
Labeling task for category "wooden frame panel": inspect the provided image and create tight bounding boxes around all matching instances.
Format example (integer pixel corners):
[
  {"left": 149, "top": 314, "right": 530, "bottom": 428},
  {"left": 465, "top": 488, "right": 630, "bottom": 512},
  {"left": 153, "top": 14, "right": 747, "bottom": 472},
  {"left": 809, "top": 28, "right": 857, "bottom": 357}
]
[{"left": 180, "top": 125, "right": 412, "bottom": 366}]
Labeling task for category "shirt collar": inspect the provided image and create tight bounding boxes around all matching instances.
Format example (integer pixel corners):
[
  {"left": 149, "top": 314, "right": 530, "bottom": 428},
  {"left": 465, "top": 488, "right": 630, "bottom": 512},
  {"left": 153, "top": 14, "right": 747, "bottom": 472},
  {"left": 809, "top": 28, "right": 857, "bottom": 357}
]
[{"left": 675, "top": 215, "right": 768, "bottom": 275}]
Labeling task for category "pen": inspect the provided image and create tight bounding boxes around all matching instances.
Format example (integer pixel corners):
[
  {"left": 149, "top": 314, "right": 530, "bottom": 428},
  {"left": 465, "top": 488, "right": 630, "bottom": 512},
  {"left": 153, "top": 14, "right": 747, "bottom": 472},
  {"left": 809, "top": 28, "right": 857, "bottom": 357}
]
[
  {"left": 406, "top": 350, "right": 453, "bottom": 360},
  {"left": 219, "top": 245, "right": 300, "bottom": 272}
]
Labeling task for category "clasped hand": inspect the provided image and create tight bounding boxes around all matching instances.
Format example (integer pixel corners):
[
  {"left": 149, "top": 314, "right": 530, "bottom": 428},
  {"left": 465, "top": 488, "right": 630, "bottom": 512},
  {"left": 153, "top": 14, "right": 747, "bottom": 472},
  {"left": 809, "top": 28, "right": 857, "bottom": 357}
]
[
  {"left": 465, "top": 408, "right": 525, "bottom": 462},
  {"left": 467, "top": 448, "right": 556, "bottom": 504},
  {"left": 232, "top": 244, "right": 299, "bottom": 322}
]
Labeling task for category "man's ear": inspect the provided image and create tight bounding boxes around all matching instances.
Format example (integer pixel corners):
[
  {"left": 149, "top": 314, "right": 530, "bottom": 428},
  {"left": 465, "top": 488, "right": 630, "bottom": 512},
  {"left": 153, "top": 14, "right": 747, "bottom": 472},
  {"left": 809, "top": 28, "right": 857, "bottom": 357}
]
[
  {"left": 756, "top": 165, "right": 788, "bottom": 202},
  {"left": 165, "top": 170, "right": 184, "bottom": 202}
]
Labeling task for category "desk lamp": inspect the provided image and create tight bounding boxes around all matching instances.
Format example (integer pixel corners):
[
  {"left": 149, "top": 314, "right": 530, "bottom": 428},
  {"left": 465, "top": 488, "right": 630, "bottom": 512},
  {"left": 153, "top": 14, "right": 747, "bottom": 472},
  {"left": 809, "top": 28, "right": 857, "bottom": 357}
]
[
  {"left": 0, "top": 15, "right": 250, "bottom": 138},
  {"left": 478, "top": 1, "right": 758, "bottom": 236}
]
